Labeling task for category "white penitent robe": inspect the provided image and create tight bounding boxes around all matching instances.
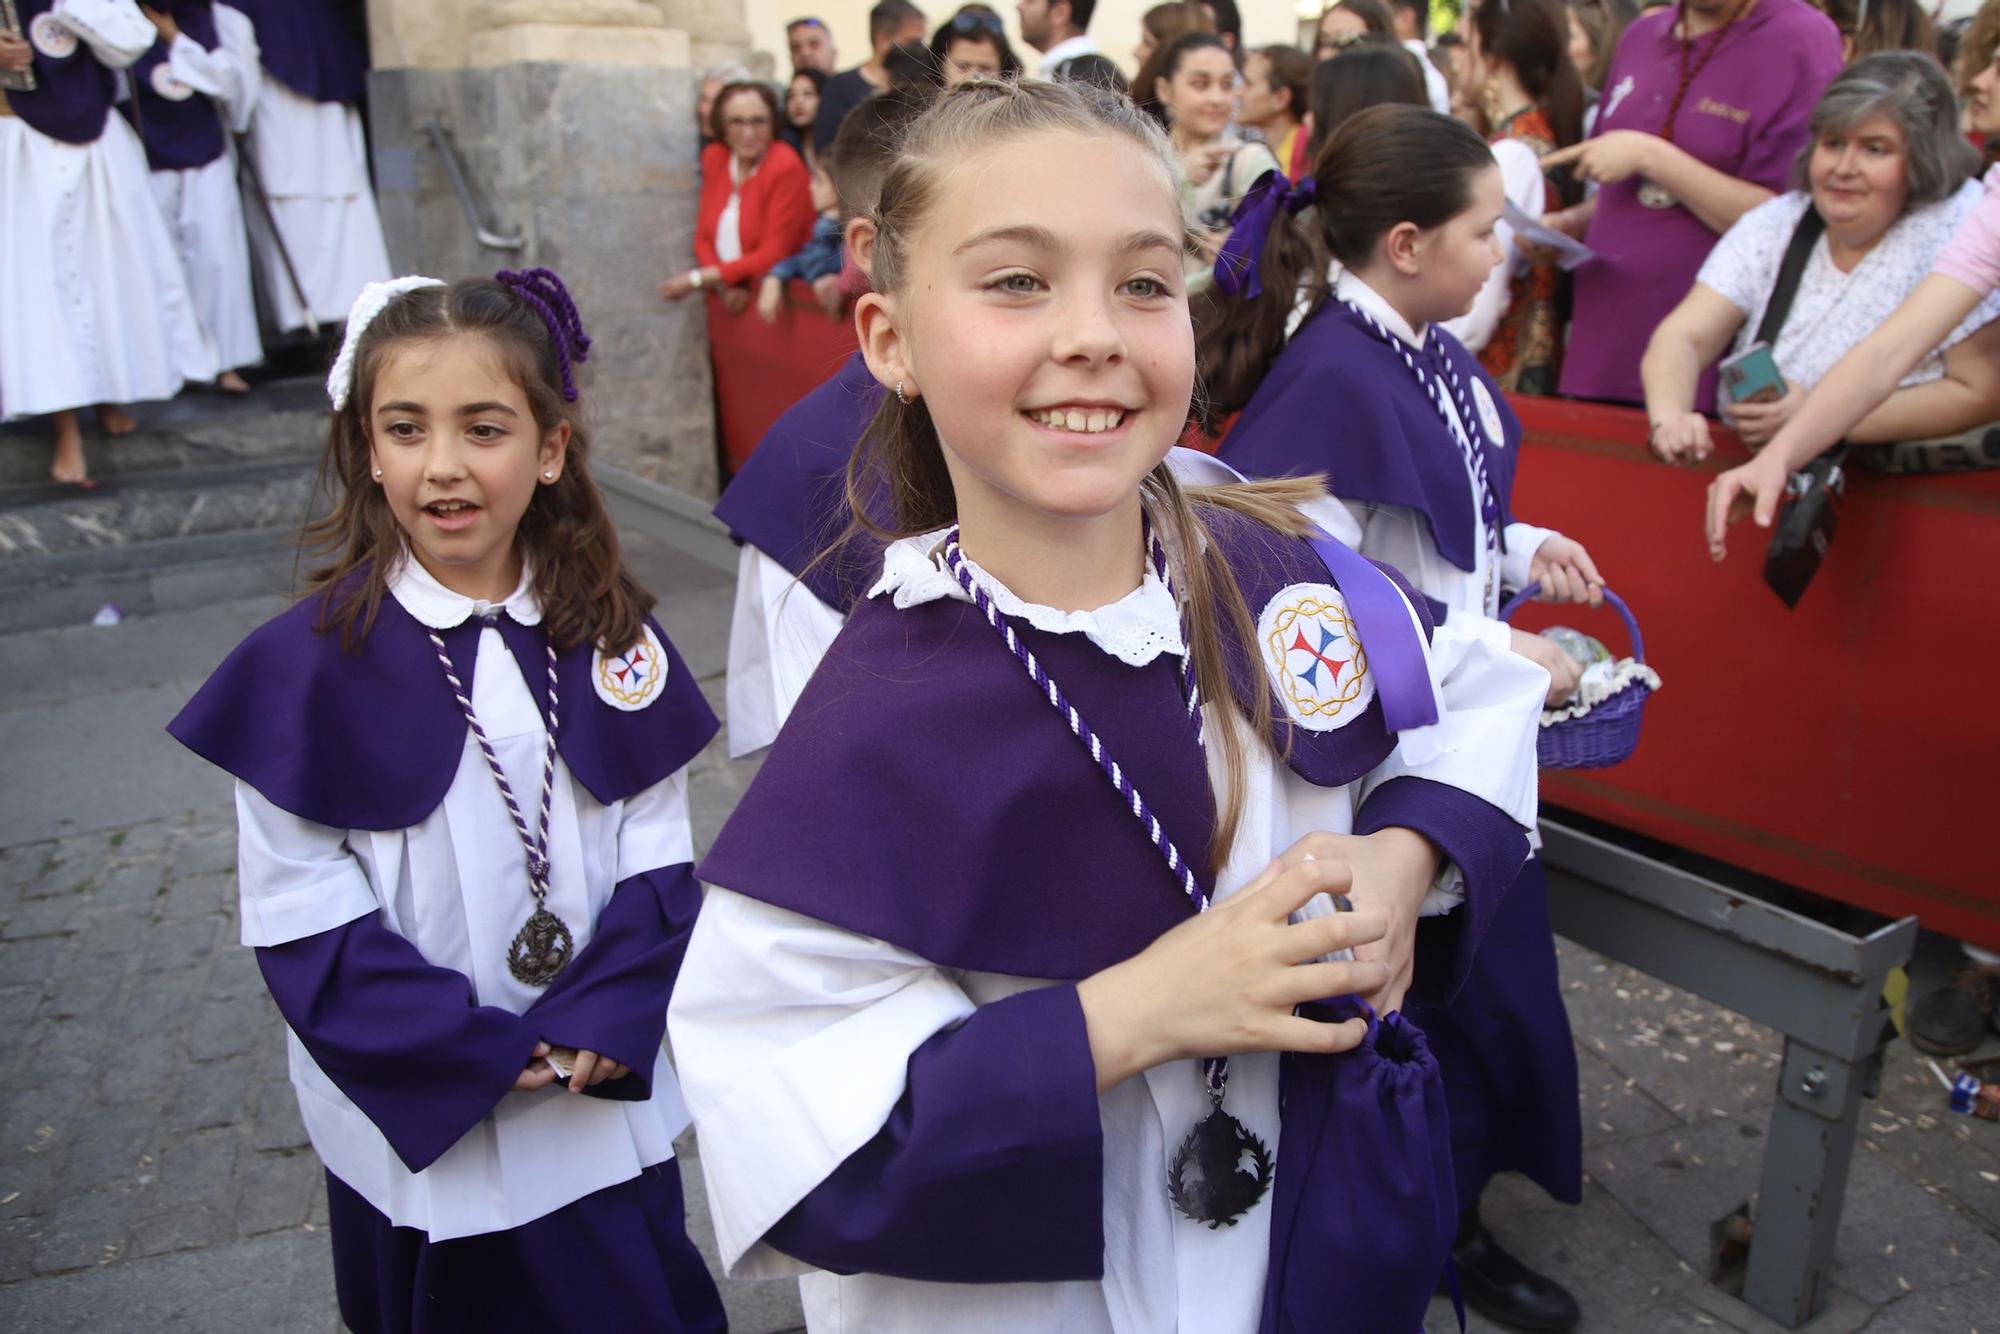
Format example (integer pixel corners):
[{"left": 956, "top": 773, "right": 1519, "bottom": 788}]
[
  {"left": 242, "top": 75, "right": 390, "bottom": 331},
  {"left": 143, "top": 3, "right": 264, "bottom": 372},
  {"left": 0, "top": 0, "right": 218, "bottom": 420},
  {"left": 232, "top": 560, "right": 690, "bottom": 1241},
  {"left": 673, "top": 530, "right": 1550, "bottom": 1333}
]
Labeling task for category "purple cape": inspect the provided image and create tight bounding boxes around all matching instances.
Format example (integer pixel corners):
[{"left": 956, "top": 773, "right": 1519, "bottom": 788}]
[
  {"left": 167, "top": 577, "right": 718, "bottom": 831},
  {"left": 699, "top": 508, "right": 1451, "bottom": 980},
  {"left": 10, "top": 0, "right": 116, "bottom": 145},
  {"left": 229, "top": 0, "right": 366, "bottom": 105},
  {"left": 123, "top": 3, "right": 226, "bottom": 172},
  {"left": 711, "top": 350, "right": 887, "bottom": 614},
  {"left": 1220, "top": 301, "right": 1520, "bottom": 573}
]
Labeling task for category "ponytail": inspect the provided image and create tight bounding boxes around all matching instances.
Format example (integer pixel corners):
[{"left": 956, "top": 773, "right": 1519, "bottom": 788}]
[
  {"left": 1194, "top": 104, "right": 1493, "bottom": 427},
  {"left": 1193, "top": 172, "right": 1326, "bottom": 430}
]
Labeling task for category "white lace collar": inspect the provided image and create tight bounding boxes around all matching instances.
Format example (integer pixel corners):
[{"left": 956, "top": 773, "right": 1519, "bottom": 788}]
[
  {"left": 1334, "top": 268, "right": 1426, "bottom": 348},
  {"left": 868, "top": 529, "right": 1186, "bottom": 667},
  {"left": 387, "top": 552, "right": 543, "bottom": 630}
]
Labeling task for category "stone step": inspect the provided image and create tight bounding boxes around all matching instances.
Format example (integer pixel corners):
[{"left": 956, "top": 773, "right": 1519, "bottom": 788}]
[
  {"left": 0, "top": 457, "right": 323, "bottom": 563},
  {"left": 0, "top": 399, "right": 327, "bottom": 490},
  {"left": 0, "top": 526, "right": 302, "bottom": 636}
]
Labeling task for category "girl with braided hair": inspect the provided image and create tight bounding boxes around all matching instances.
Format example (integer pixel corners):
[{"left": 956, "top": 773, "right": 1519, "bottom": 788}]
[{"left": 167, "top": 269, "right": 726, "bottom": 1333}]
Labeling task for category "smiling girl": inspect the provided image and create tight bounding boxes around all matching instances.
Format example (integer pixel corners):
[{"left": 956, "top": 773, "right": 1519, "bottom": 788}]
[
  {"left": 168, "top": 270, "right": 726, "bottom": 1333},
  {"left": 1140, "top": 32, "right": 1279, "bottom": 286},
  {"left": 671, "top": 78, "right": 1549, "bottom": 1333}
]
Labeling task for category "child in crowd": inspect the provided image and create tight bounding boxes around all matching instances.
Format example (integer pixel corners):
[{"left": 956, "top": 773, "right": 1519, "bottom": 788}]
[
  {"left": 168, "top": 270, "right": 726, "bottom": 1334},
  {"left": 1, "top": 0, "right": 217, "bottom": 484},
  {"left": 671, "top": 78, "right": 1551, "bottom": 1333},
  {"left": 756, "top": 158, "right": 847, "bottom": 324},
  {"left": 714, "top": 90, "right": 927, "bottom": 756},
  {"left": 123, "top": 0, "right": 266, "bottom": 392},
  {"left": 1205, "top": 104, "right": 1602, "bottom": 1330}
]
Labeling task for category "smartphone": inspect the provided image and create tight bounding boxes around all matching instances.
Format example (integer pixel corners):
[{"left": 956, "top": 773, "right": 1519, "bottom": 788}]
[{"left": 1720, "top": 341, "right": 1787, "bottom": 404}]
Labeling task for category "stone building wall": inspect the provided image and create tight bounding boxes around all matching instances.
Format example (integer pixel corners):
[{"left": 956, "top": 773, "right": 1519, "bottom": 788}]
[{"left": 365, "top": 1, "right": 744, "bottom": 498}]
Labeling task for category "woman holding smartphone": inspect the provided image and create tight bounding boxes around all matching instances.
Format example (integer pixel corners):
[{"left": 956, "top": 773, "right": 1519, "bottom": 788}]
[{"left": 1641, "top": 53, "right": 2000, "bottom": 464}]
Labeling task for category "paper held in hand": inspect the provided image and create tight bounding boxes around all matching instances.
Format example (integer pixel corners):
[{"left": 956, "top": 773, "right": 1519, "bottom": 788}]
[
  {"left": 1502, "top": 198, "right": 1597, "bottom": 272},
  {"left": 0, "top": 0, "right": 35, "bottom": 94}
]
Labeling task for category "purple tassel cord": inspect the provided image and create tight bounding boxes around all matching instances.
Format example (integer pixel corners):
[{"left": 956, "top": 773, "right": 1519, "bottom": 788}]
[{"left": 496, "top": 268, "right": 593, "bottom": 402}]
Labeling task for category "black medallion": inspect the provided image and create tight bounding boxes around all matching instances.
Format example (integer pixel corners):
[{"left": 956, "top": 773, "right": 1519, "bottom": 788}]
[
  {"left": 508, "top": 906, "right": 574, "bottom": 985},
  {"left": 1168, "top": 1101, "right": 1275, "bottom": 1229}
]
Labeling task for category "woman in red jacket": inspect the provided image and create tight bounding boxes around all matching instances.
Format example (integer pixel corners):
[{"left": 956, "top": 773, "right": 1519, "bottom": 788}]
[{"left": 660, "top": 82, "right": 816, "bottom": 312}]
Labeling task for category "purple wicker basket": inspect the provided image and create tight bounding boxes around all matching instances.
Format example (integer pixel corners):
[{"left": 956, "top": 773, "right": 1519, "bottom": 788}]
[{"left": 1498, "top": 583, "right": 1653, "bottom": 770}]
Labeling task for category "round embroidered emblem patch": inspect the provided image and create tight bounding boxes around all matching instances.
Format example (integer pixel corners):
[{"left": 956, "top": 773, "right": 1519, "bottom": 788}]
[
  {"left": 29, "top": 12, "right": 78, "bottom": 59},
  {"left": 592, "top": 625, "right": 668, "bottom": 712},
  {"left": 149, "top": 63, "right": 194, "bottom": 101},
  {"left": 1258, "top": 582, "right": 1375, "bottom": 732},
  {"left": 1471, "top": 378, "right": 1505, "bottom": 446}
]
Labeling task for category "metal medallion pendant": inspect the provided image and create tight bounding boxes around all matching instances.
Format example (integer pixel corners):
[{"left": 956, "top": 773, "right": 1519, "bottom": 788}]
[
  {"left": 507, "top": 906, "right": 574, "bottom": 985},
  {"left": 1636, "top": 180, "right": 1678, "bottom": 210},
  {"left": 1168, "top": 1105, "right": 1275, "bottom": 1229}
]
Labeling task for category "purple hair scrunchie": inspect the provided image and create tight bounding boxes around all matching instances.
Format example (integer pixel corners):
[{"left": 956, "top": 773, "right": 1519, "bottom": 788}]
[
  {"left": 495, "top": 267, "right": 594, "bottom": 401},
  {"left": 1212, "top": 171, "right": 1318, "bottom": 301}
]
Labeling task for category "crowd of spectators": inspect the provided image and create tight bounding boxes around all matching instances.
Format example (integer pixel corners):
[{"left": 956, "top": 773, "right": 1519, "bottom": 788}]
[{"left": 689, "top": 0, "right": 2000, "bottom": 507}]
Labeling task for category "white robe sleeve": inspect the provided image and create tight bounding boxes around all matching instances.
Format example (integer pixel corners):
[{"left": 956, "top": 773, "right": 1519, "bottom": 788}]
[
  {"left": 167, "top": 4, "right": 261, "bottom": 134},
  {"left": 233, "top": 781, "right": 380, "bottom": 947},
  {"left": 723, "top": 545, "right": 845, "bottom": 758},
  {"left": 1443, "top": 139, "right": 1549, "bottom": 354},
  {"left": 1499, "top": 520, "right": 1560, "bottom": 594},
  {"left": 52, "top": 0, "right": 155, "bottom": 68},
  {"left": 613, "top": 769, "right": 696, "bottom": 882},
  {"left": 667, "top": 887, "right": 978, "bottom": 1277}
]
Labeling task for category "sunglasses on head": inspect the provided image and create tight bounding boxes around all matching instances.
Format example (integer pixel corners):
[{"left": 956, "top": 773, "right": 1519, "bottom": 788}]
[
  {"left": 788, "top": 17, "right": 829, "bottom": 31},
  {"left": 950, "top": 9, "right": 1008, "bottom": 37}
]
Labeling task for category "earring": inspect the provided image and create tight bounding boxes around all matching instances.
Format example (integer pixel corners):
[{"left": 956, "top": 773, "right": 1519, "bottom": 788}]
[
  {"left": 543, "top": 469, "right": 554, "bottom": 480},
  {"left": 373, "top": 467, "right": 382, "bottom": 480},
  {"left": 895, "top": 381, "right": 911, "bottom": 406}
]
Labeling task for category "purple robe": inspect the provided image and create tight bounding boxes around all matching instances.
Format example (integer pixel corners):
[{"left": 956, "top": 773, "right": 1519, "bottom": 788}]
[
  {"left": 228, "top": 0, "right": 366, "bottom": 105},
  {"left": 1218, "top": 302, "right": 1582, "bottom": 1213},
  {"left": 166, "top": 580, "right": 725, "bottom": 1325},
  {"left": 711, "top": 350, "right": 887, "bottom": 614},
  {"left": 9, "top": 0, "right": 117, "bottom": 144},
  {"left": 698, "top": 511, "right": 1529, "bottom": 1325},
  {"left": 1218, "top": 300, "right": 1519, "bottom": 579},
  {"left": 122, "top": 2, "right": 227, "bottom": 172},
  {"left": 328, "top": 1163, "right": 725, "bottom": 1334}
]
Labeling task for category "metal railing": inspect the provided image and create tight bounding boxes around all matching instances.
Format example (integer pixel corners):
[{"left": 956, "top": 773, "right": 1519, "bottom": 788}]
[{"left": 424, "top": 119, "right": 525, "bottom": 253}]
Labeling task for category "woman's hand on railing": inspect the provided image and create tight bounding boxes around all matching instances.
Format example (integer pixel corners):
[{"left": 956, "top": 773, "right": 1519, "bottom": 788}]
[
  {"left": 1649, "top": 409, "right": 1713, "bottom": 465},
  {"left": 1705, "top": 447, "right": 1793, "bottom": 563},
  {"left": 720, "top": 285, "right": 750, "bottom": 315},
  {"left": 659, "top": 271, "right": 697, "bottom": 302}
]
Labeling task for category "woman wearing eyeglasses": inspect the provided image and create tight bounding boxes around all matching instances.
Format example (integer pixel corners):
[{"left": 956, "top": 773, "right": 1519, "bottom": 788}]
[
  {"left": 929, "top": 6, "right": 1023, "bottom": 86},
  {"left": 660, "top": 81, "right": 817, "bottom": 313}
]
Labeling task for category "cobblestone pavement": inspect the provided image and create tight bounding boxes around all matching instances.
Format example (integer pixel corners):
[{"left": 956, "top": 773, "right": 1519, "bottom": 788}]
[{"left": 2, "top": 528, "right": 1998, "bottom": 1332}]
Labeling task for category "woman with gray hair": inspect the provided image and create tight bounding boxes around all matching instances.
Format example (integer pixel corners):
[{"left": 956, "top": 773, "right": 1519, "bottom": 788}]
[{"left": 1642, "top": 51, "right": 2000, "bottom": 462}]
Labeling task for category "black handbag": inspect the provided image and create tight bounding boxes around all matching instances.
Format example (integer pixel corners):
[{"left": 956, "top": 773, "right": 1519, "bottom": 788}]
[{"left": 1748, "top": 207, "right": 1846, "bottom": 609}]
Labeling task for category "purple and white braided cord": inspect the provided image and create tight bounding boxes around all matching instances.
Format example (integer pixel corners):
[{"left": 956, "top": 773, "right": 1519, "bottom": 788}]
[
  {"left": 1343, "top": 301, "right": 1504, "bottom": 563},
  {"left": 941, "top": 524, "right": 1206, "bottom": 911},
  {"left": 944, "top": 525, "right": 1232, "bottom": 1101},
  {"left": 430, "top": 630, "right": 561, "bottom": 897}
]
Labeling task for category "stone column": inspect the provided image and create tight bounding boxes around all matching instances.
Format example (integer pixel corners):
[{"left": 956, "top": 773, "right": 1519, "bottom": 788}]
[
  {"left": 366, "top": 0, "right": 725, "bottom": 499},
  {"left": 647, "top": 0, "right": 755, "bottom": 75}
]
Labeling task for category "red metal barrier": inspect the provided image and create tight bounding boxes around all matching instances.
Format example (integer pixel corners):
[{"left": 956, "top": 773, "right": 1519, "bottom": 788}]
[
  {"left": 1508, "top": 395, "right": 2000, "bottom": 947},
  {"left": 705, "top": 311, "right": 2000, "bottom": 945},
  {"left": 706, "top": 285, "right": 859, "bottom": 473}
]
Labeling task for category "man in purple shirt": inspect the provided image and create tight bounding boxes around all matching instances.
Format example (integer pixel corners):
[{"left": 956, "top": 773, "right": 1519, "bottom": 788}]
[{"left": 1544, "top": 0, "right": 1842, "bottom": 412}]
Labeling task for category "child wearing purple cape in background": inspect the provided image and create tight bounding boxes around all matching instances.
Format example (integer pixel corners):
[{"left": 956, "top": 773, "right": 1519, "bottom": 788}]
[
  {"left": 673, "top": 78, "right": 1551, "bottom": 1333},
  {"left": 168, "top": 271, "right": 726, "bottom": 1333},
  {"left": 1207, "top": 105, "right": 1606, "bottom": 1331}
]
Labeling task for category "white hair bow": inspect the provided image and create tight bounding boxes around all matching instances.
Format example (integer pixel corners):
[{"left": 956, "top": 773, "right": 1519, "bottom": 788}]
[{"left": 327, "top": 276, "right": 449, "bottom": 411}]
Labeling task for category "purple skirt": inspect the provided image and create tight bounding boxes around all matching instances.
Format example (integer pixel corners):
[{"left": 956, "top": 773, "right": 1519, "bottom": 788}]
[
  {"left": 326, "top": 1162, "right": 727, "bottom": 1333},
  {"left": 1408, "top": 856, "right": 1583, "bottom": 1208}
]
